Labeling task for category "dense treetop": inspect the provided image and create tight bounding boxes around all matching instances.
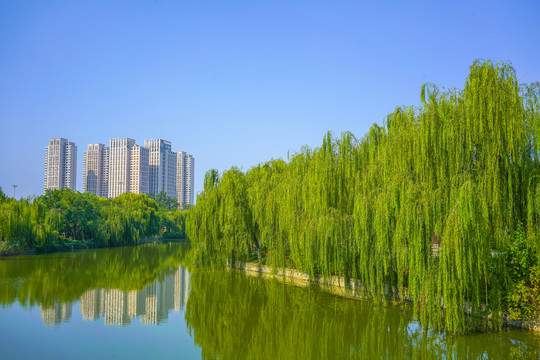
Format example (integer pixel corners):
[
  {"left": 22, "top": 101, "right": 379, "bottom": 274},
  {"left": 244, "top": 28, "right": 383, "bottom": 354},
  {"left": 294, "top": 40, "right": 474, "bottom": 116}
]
[
  {"left": 0, "top": 188, "right": 188, "bottom": 253},
  {"left": 187, "top": 61, "right": 540, "bottom": 333}
]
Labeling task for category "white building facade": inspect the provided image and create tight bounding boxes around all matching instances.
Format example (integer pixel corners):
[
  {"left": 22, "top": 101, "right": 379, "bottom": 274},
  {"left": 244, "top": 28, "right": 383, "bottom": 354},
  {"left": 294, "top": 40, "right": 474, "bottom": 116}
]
[
  {"left": 78, "top": 137, "right": 192, "bottom": 202},
  {"left": 144, "top": 139, "right": 177, "bottom": 199},
  {"left": 44, "top": 138, "right": 77, "bottom": 192},
  {"left": 129, "top": 145, "right": 150, "bottom": 194},
  {"left": 83, "top": 143, "right": 109, "bottom": 197},
  {"left": 176, "top": 151, "right": 195, "bottom": 207},
  {"left": 108, "top": 138, "right": 136, "bottom": 198}
]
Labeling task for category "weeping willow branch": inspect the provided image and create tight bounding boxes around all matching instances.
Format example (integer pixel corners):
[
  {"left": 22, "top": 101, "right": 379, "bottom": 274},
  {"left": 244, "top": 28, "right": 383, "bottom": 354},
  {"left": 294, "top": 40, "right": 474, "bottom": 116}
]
[{"left": 187, "top": 60, "right": 540, "bottom": 333}]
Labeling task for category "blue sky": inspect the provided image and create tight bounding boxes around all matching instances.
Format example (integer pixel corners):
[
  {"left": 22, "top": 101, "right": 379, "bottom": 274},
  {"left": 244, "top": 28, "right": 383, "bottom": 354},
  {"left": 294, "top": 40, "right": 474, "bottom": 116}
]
[{"left": 1, "top": 0, "right": 539, "bottom": 199}]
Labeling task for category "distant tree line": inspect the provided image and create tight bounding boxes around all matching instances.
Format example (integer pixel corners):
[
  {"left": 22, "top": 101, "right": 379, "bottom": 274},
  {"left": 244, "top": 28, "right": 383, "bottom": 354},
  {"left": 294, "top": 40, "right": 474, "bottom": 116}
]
[
  {"left": 0, "top": 188, "right": 188, "bottom": 255},
  {"left": 187, "top": 60, "right": 540, "bottom": 333}
]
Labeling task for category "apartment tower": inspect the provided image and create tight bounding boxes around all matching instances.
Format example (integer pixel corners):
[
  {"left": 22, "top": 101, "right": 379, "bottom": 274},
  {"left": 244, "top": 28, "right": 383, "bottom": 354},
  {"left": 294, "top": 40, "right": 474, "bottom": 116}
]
[
  {"left": 82, "top": 143, "right": 109, "bottom": 197},
  {"left": 184, "top": 154, "right": 195, "bottom": 206},
  {"left": 176, "top": 151, "right": 195, "bottom": 207},
  {"left": 44, "top": 138, "right": 77, "bottom": 192},
  {"left": 80, "top": 137, "right": 191, "bottom": 202},
  {"left": 129, "top": 145, "right": 150, "bottom": 194},
  {"left": 144, "top": 139, "right": 177, "bottom": 198},
  {"left": 108, "top": 138, "right": 136, "bottom": 198}
]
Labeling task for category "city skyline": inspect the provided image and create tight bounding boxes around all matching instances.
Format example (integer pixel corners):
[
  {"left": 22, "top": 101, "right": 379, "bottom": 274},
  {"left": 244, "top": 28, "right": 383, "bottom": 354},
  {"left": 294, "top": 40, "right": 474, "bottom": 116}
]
[
  {"left": 2, "top": 1, "right": 540, "bottom": 199},
  {"left": 79, "top": 137, "right": 194, "bottom": 206}
]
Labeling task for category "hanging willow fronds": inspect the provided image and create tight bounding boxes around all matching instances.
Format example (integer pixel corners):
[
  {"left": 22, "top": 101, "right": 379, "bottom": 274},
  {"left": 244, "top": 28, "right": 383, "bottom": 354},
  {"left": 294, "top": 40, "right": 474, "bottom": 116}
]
[{"left": 187, "top": 60, "right": 540, "bottom": 333}]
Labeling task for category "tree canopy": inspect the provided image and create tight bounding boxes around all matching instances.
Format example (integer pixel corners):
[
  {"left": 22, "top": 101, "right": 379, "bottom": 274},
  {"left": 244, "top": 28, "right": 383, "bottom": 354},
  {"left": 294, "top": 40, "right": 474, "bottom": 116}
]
[
  {"left": 187, "top": 61, "right": 540, "bottom": 333},
  {"left": 0, "top": 189, "right": 188, "bottom": 253}
]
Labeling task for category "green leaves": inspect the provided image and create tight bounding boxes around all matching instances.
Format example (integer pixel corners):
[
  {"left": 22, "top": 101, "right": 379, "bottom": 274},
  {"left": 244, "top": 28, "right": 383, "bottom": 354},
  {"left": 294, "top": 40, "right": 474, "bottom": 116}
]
[
  {"left": 187, "top": 60, "right": 540, "bottom": 333},
  {"left": 0, "top": 190, "right": 171, "bottom": 251},
  {"left": 148, "top": 190, "right": 179, "bottom": 211},
  {"left": 204, "top": 169, "right": 220, "bottom": 191}
]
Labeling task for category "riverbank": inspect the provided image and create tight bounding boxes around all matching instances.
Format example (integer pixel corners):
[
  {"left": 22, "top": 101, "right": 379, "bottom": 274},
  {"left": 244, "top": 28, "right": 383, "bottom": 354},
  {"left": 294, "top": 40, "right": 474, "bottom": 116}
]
[
  {"left": 0, "top": 237, "right": 183, "bottom": 257},
  {"left": 233, "top": 261, "right": 540, "bottom": 332}
]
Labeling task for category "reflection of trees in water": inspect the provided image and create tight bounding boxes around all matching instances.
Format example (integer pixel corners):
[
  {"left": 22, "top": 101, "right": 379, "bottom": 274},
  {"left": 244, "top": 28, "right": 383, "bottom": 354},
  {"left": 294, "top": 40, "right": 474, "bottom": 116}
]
[
  {"left": 0, "top": 243, "right": 189, "bottom": 307},
  {"left": 185, "top": 270, "right": 540, "bottom": 360},
  {"left": 0, "top": 243, "right": 192, "bottom": 326}
]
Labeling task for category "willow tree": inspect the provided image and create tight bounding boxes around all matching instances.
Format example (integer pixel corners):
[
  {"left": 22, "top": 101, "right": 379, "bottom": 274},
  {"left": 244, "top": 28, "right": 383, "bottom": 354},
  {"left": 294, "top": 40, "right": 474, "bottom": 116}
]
[
  {"left": 0, "top": 189, "right": 167, "bottom": 253},
  {"left": 187, "top": 60, "right": 540, "bottom": 333}
]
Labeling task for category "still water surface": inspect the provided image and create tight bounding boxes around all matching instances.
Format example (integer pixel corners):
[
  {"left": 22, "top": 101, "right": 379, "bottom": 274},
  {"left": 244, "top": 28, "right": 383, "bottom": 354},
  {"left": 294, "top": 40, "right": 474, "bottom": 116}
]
[{"left": 0, "top": 242, "right": 539, "bottom": 359}]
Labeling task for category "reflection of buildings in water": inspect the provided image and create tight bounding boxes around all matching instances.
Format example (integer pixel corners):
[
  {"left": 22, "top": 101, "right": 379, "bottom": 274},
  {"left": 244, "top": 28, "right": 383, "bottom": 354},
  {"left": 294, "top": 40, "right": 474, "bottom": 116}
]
[
  {"left": 140, "top": 282, "right": 157, "bottom": 325},
  {"left": 175, "top": 267, "right": 190, "bottom": 311},
  {"left": 75, "top": 265, "right": 190, "bottom": 327},
  {"left": 127, "top": 289, "right": 145, "bottom": 319},
  {"left": 40, "top": 302, "right": 73, "bottom": 326},
  {"left": 80, "top": 287, "right": 104, "bottom": 320},
  {"left": 104, "top": 288, "right": 131, "bottom": 326}
]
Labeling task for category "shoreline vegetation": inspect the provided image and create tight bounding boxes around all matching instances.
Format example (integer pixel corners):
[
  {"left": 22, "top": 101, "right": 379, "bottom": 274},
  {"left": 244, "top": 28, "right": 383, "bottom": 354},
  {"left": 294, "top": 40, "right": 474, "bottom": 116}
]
[
  {"left": 0, "top": 188, "right": 188, "bottom": 256},
  {"left": 187, "top": 60, "right": 540, "bottom": 333}
]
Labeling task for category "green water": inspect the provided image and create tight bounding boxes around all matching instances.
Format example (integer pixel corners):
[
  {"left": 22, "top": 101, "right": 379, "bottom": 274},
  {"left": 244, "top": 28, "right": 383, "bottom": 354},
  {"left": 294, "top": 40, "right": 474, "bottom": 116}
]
[{"left": 0, "top": 243, "right": 539, "bottom": 359}]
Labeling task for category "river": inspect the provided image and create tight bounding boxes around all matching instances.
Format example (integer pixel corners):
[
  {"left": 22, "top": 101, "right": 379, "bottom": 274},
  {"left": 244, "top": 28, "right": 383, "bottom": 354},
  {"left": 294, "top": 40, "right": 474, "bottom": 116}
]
[{"left": 0, "top": 242, "right": 539, "bottom": 359}]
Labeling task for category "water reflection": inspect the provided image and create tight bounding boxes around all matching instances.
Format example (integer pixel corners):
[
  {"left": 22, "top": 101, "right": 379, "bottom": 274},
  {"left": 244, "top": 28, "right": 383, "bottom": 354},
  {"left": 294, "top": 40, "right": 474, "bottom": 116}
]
[
  {"left": 40, "top": 301, "right": 73, "bottom": 326},
  {"left": 0, "top": 242, "right": 191, "bottom": 327},
  {"left": 2, "top": 243, "right": 540, "bottom": 359},
  {"left": 185, "top": 270, "right": 540, "bottom": 360},
  {"left": 76, "top": 266, "right": 190, "bottom": 327}
]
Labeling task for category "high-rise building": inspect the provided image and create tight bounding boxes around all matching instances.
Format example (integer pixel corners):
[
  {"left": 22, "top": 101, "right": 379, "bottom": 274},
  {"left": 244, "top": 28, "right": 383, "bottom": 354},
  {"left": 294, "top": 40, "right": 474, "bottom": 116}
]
[
  {"left": 83, "top": 143, "right": 109, "bottom": 197},
  {"left": 80, "top": 137, "right": 191, "bottom": 201},
  {"left": 129, "top": 145, "right": 149, "bottom": 194},
  {"left": 185, "top": 154, "right": 194, "bottom": 205},
  {"left": 144, "top": 139, "right": 177, "bottom": 198},
  {"left": 176, "top": 151, "right": 195, "bottom": 207},
  {"left": 108, "top": 138, "right": 136, "bottom": 198},
  {"left": 44, "top": 138, "right": 77, "bottom": 192},
  {"left": 167, "top": 151, "right": 177, "bottom": 198}
]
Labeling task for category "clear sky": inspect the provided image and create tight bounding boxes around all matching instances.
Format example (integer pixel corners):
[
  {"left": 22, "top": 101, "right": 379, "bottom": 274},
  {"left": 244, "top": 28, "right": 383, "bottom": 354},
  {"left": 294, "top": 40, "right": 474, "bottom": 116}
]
[{"left": 1, "top": 0, "right": 539, "bottom": 199}]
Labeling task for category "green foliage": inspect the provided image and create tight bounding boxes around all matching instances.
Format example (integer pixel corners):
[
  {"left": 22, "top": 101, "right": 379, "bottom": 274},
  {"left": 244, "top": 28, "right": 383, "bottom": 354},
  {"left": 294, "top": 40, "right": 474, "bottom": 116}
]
[
  {"left": 0, "top": 241, "right": 19, "bottom": 256},
  {"left": 507, "top": 266, "right": 540, "bottom": 320},
  {"left": 148, "top": 190, "right": 179, "bottom": 211},
  {"left": 146, "top": 191, "right": 189, "bottom": 239},
  {"left": 204, "top": 169, "right": 219, "bottom": 191},
  {"left": 507, "top": 222, "right": 535, "bottom": 281},
  {"left": 188, "top": 60, "right": 540, "bottom": 333},
  {"left": 505, "top": 224, "right": 540, "bottom": 320},
  {"left": 0, "top": 189, "right": 176, "bottom": 252},
  {"left": 160, "top": 209, "right": 189, "bottom": 239},
  {"left": 98, "top": 192, "right": 160, "bottom": 246}
]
